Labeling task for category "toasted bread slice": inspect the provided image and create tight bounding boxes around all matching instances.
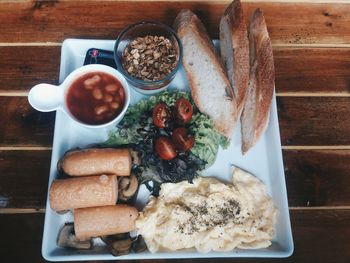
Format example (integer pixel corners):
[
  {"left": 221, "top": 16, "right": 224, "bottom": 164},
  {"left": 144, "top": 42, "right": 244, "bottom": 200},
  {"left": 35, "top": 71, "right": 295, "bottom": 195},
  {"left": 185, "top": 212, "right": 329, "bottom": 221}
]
[
  {"left": 241, "top": 9, "right": 275, "bottom": 154},
  {"left": 174, "top": 9, "right": 238, "bottom": 138},
  {"left": 220, "top": 0, "right": 249, "bottom": 117}
]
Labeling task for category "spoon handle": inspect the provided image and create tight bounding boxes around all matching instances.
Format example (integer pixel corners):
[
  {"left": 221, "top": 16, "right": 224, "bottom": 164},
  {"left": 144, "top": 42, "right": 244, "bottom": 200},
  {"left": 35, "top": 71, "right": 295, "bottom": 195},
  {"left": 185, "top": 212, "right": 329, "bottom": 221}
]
[{"left": 28, "top": 84, "right": 64, "bottom": 112}]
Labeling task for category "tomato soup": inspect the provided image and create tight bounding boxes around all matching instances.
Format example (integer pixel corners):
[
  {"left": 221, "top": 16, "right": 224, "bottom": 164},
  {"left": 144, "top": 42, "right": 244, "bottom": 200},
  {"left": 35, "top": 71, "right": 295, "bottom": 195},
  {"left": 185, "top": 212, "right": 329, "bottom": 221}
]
[{"left": 66, "top": 72, "right": 125, "bottom": 125}]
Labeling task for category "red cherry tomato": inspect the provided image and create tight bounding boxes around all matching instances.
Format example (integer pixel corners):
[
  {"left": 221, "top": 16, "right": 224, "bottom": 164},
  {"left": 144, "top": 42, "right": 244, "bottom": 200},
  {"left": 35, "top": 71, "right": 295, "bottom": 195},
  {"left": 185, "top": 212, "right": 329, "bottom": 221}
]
[
  {"left": 152, "top": 102, "right": 170, "bottom": 128},
  {"left": 172, "top": 127, "right": 195, "bottom": 152},
  {"left": 175, "top": 97, "right": 193, "bottom": 124},
  {"left": 155, "top": 136, "right": 177, "bottom": 160}
]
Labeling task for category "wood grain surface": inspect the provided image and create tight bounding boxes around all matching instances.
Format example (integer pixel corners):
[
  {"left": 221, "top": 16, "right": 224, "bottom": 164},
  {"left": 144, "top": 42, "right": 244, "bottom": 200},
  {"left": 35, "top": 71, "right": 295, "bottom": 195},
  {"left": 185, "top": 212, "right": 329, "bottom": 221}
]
[
  {"left": 0, "top": 97, "right": 54, "bottom": 147},
  {"left": 2, "top": 46, "right": 350, "bottom": 95},
  {"left": 274, "top": 47, "right": 350, "bottom": 94},
  {"left": 1, "top": 96, "right": 349, "bottom": 147},
  {"left": 284, "top": 149, "right": 350, "bottom": 206},
  {"left": 1, "top": 209, "right": 349, "bottom": 263},
  {"left": 0, "top": 46, "right": 60, "bottom": 93},
  {"left": 0, "top": 150, "right": 51, "bottom": 208},
  {"left": 1, "top": 1, "right": 350, "bottom": 45},
  {"left": 278, "top": 97, "right": 350, "bottom": 145}
]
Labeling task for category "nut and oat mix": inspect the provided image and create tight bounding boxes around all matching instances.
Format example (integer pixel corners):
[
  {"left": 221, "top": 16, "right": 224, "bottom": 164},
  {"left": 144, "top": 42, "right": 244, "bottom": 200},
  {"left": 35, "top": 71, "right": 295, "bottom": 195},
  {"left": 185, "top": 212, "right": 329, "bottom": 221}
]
[{"left": 122, "top": 35, "right": 178, "bottom": 82}]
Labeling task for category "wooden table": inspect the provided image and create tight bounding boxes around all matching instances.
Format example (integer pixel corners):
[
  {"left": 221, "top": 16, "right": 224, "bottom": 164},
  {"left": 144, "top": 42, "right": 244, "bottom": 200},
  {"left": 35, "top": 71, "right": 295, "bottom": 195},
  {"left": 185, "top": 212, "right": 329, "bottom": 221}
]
[{"left": 1, "top": 0, "right": 350, "bottom": 262}]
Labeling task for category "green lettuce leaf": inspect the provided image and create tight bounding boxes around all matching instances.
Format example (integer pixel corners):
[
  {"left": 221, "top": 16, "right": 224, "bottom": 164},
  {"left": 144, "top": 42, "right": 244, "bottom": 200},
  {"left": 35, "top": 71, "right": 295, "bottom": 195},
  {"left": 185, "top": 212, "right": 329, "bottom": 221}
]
[{"left": 189, "top": 113, "right": 229, "bottom": 166}]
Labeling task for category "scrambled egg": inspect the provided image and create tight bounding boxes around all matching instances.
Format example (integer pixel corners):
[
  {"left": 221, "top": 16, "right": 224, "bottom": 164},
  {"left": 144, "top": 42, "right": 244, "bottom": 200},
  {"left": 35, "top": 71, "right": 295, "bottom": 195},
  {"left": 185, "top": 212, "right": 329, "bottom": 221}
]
[{"left": 136, "top": 167, "right": 278, "bottom": 253}]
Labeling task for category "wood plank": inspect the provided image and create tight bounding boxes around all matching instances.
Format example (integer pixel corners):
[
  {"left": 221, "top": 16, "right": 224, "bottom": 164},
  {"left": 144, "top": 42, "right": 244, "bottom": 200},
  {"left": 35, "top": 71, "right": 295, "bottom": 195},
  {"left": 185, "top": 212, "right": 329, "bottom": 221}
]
[
  {"left": 278, "top": 97, "right": 350, "bottom": 145},
  {"left": 288, "top": 209, "right": 350, "bottom": 263},
  {"left": 0, "top": 209, "right": 349, "bottom": 262},
  {"left": 2, "top": 46, "right": 350, "bottom": 94},
  {"left": 1, "top": 149, "right": 349, "bottom": 209},
  {"left": 284, "top": 149, "right": 350, "bottom": 207},
  {"left": 0, "top": 97, "right": 54, "bottom": 147},
  {"left": 0, "top": 46, "right": 60, "bottom": 92},
  {"left": 274, "top": 47, "right": 350, "bottom": 94},
  {"left": 1, "top": 96, "right": 350, "bottom": 146},
  {"left": 0, "top": 213, "right": 45, "bottom": 263},
  {"left": 1, "top": 96, "right": 350, "bottom": 147},
  {"left": 0, "top": 1, "right": 350, "bottom": 45},
  {"left": 0, "top": 150, "right": 51, "bottom": 209}
]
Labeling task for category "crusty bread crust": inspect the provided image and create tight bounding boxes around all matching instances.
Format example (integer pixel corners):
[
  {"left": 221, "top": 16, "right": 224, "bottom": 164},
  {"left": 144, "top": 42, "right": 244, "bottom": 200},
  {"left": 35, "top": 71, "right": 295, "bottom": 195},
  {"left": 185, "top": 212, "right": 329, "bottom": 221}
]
[
  {"left": 174, "top": 9, "right": 237, "bottom": 138},
  {"left": 241, "top": 8, "right": 275, "bottom": 154},
  {"left": 219, "top": 0, "right": 249, "bottom": 117}
]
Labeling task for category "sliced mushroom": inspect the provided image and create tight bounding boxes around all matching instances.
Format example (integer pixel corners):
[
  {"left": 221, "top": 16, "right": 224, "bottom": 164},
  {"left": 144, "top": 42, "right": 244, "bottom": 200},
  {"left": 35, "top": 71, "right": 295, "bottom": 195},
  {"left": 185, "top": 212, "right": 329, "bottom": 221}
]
[
  {"left": 132, "top": 235, "right": 147, "bottom": 253},
  {"left": 119, "top": 177, "right": 131, "bottom": 191},
  {"left": 118, "top": 174, "right": 138, "bottom": 201},
  {"left": 110, "top": 248, "right": 129, "bottom": 256},
  {"left": 122, "top": 174, "right": 138, "bottom": 197},
  {"left": 101, "top": 233, "right": 133, "bottom": 256},
  {"left": 112, "top": 238, "right": 133, "bottom": 250},
  {"left": 57, "top": 223, "right": 92, "bottom": 249},
  {"left": 101, "top": 233, "right": 129, "bottom": 244},
  {"left": 56, "top": 209, "right": 69, "bottom": 215},
  {"left": 130, "top": 150, "right": 141, "bottom": 166}
]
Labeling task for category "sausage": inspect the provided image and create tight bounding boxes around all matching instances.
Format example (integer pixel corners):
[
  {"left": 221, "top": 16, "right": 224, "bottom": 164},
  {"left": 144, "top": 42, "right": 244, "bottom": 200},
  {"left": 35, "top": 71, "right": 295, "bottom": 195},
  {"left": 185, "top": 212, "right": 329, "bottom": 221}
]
[
  {"left": 49, "top": 175, "right": 117, "bottom": 211},
  {"left": 59, "top": 148, "right": 131, "bottom": 176},
  {"left": 74, "top": 205, "right": 139, "bottom": 240}
]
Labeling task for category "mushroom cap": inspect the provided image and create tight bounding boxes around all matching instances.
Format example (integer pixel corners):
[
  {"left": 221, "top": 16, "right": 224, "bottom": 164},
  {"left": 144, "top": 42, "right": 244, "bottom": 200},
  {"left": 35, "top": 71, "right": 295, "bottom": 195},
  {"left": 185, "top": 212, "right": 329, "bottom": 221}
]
[
  {"left": 101, "top": 233, "right": 133, "bottom": 256},
  {"left": 57, "top": 223, "right": 92, "bottom": 249},
  {"left": 118, "top": 174, "right": 138, "bottom": 201}
]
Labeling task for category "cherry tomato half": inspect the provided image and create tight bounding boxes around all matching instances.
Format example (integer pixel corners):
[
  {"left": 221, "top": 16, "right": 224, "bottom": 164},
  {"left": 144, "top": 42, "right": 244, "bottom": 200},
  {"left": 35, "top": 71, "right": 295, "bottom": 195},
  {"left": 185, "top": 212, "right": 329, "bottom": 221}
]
[
  {"left": 175, "top": 97, "right": 193, "bottom": 124},
  {"left": 172, "top": 127, "right": 195, "bottom": 152},
  {"left": 155, "top": 136, "right": 177, "bottom": 160},
  {"left": 152, "top": 102, "right": 170, "bottom": 128}
]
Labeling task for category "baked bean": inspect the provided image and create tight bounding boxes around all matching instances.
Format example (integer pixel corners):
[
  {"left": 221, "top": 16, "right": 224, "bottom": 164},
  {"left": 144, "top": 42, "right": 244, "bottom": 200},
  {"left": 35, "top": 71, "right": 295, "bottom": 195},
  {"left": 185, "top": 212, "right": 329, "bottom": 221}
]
[
  {"left": 92, "top": 88, "right": 103, "bottom": 100},
  {"left": 84, "top": 84, "right": 94, "bottom": 90},
  {"left": 118, "top": 87, "right": 125, "bottom": 102},
  {"left": 110, "top": 102, "right": 120, "bottom": 110},
  {"left": 95, "top": 105, "right": 108, "bottom": 115},
  {"left": 84, "top": 75, "right": 101, "bottom": 86},
  {"left": 105, "top": 84, "right": 118, "bottom": 92},
  {"left": 104, "top": 94, "right": 113, "bottom": 103}
]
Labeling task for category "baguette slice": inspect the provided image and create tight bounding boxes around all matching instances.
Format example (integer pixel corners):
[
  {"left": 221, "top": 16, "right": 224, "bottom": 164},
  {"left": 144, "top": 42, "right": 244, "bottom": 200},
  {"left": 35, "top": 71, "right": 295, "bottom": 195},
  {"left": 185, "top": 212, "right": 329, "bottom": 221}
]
[
  {"left": 241, "top": 9, "right": 275, "bottom": 154},
  {"left": 174, "top": 9, "right": 238, "bottom": 138},
  {"left": 220, "top": 0, "right": 249, "bottom": 117}
]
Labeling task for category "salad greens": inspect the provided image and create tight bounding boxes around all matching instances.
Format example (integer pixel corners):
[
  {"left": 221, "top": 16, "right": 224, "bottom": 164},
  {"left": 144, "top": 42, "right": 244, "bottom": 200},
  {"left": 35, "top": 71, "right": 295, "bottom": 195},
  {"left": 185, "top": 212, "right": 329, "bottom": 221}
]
[
  {"left": 105, "top": 91, "right": 191, "bottom": 146},
  {"left": 190, "top": 113, "right": 229, "bottom": 166},
  {"left": 103, "top": 90, "right": 229, "bottom": 194}
]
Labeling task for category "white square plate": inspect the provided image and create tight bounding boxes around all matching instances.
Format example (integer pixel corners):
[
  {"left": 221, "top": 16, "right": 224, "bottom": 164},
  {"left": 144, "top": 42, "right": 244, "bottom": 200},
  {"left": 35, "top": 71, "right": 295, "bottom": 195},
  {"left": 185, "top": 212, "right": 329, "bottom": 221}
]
[{"left": 41, "top": 39, "right": 293, "bottom": 261}]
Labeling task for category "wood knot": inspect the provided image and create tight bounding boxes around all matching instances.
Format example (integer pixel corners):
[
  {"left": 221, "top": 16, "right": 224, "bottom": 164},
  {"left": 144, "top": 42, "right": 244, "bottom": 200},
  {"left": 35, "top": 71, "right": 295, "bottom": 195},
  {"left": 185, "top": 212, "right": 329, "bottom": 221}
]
[
  {"left": 325, "top": 21, "right": 333, "bottom": 27},
  {"left": 33, "top": 0, "right": 58, "bottom": 10}
]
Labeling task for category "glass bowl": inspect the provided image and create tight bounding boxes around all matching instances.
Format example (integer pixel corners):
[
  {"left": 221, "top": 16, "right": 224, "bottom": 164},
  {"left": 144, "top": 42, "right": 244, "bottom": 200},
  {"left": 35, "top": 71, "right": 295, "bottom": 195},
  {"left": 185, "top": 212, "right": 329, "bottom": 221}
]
[{"left": 114, "top": 21, "right": 183, "bottom": 95}]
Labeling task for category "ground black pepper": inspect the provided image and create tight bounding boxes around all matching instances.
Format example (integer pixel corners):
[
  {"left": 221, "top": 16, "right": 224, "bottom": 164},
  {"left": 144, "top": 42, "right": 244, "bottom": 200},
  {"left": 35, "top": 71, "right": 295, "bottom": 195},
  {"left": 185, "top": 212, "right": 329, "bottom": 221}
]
[{"left": 175, "top": 198, "right": 243, "bottom": 234}]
